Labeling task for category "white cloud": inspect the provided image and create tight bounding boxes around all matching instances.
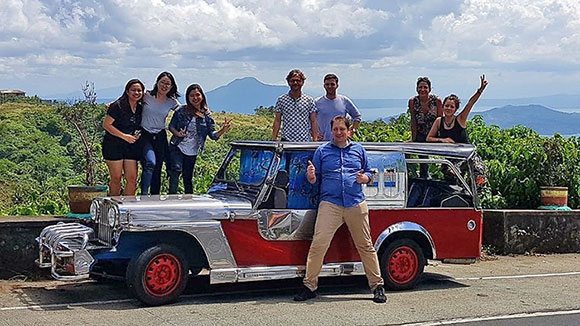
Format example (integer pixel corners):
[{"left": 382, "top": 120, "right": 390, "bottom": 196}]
[
  {"left": 412, "top": 0, "right": 580, "bottom": 67},
  {"left": 1, "top": 0, "right": 580, "bottom": 98}
]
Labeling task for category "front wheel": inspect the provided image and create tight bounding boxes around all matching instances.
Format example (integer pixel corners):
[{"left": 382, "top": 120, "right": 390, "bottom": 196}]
[
  {"left": 380, "top": 239, "right": 425, "bottom": 290},
  {"left": 126, "top": 244, "right": 189, "bottom": 306}
]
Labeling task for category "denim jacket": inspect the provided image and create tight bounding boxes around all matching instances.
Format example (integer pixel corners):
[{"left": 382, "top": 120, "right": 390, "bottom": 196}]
[{"left": 169, "top": 105, "right": 219, "bottom": 149}]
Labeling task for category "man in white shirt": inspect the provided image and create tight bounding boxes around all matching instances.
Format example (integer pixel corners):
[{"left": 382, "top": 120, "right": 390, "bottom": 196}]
[{"left": 272, "top": 69, "right": 320, "bottom": 142}]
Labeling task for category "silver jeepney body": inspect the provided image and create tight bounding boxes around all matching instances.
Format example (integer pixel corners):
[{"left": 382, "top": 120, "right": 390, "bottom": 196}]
[
  {"left": 37, "top": 141, "right": 480, "bottom": 283},
  {"left": 37, "top": 194, "right": 253, "bottom": 280}
]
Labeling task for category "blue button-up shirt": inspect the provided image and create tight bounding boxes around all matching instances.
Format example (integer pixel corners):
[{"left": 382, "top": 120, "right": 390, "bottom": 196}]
[{"left": 312, "top": 141, "right": 373, "bottom": 208}]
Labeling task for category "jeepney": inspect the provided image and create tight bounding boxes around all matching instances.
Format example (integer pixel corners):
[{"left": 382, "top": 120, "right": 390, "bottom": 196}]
[{"left": 37, "top": 141, "right": 483, "bottom": 305}]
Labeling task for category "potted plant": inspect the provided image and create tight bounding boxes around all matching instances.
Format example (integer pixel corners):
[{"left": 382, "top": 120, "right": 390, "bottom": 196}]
[
  {"left": 538, "top": 136, "right": 568, "bottom": 207},
  {"left": 58, "top": 81, "right": 107, "bottom": 214}
]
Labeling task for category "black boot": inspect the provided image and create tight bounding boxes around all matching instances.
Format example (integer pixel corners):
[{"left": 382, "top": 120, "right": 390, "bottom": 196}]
[
  {"left": 294, "top": 285, "right": 317, "bottom": 301},
  {"left": 373, "top": 285, "right": 387, "bottom": 303}
]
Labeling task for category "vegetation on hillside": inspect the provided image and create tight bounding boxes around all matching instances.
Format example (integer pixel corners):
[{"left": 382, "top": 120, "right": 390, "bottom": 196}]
[{"left": 1, "top": 98, "right": 579, "bottom": 215}]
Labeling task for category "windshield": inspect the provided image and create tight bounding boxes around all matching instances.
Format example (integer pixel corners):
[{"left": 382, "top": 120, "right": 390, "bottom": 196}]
[{"left": 213, "top": 147, "right": 275, "bottom": 189}]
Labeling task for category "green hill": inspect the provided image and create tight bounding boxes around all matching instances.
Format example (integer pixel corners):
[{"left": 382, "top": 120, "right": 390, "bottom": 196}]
[{"left": 1, "top": 98, "right": 579, "bottom": 215}]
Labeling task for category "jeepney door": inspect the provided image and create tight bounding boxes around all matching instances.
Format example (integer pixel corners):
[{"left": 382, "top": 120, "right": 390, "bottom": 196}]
[{"left": 257, "top": 150, "right": 318, "bottom": 241}]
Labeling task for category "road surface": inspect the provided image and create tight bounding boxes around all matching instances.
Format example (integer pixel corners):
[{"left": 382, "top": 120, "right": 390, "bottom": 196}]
[{"left": 1, "top": 254, "right": 580, "bottom": 325}]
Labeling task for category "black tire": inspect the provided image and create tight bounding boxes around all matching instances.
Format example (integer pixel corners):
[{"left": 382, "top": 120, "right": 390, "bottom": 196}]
[
  {"left": 126, "top": 244, "right": 189, "bottom": 306},
  {"left": 380, "top": 239, "right": 426, "bottom": 291}
]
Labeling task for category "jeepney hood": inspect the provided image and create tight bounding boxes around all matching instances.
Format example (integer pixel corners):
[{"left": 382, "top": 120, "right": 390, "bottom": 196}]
[{"left": 108, "top": 193, "right": 253, "bottom": 226}]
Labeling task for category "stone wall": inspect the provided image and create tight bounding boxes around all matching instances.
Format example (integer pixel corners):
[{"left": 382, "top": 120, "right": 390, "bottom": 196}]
[
  {"left": 0, "top": 216, "right": 69, "bottom": 280},
  {"left": 483, "top": 210, "right": 580, "bottom": 254}
]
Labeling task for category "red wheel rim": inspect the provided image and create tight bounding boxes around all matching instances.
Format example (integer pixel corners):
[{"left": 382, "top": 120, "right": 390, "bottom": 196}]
[
  {"left": 144, "top": 253, "right": 182, "bottom": 297},
  {"left": 388, "top": 246, "right": 419, "bottom": 285}
]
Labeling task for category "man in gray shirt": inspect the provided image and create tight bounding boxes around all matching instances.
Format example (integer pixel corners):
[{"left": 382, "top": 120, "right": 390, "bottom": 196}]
[{"left": 315, "top": 73, "right": 362, "bottom": 141}]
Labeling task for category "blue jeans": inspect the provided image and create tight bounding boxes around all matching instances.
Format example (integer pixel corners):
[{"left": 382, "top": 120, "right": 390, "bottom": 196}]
[
  {"left": 168, "top": 145, "right": 198, "bottom": 194},
  {"left": 140, "top": 130, "right": 168, "bottom": 195}
]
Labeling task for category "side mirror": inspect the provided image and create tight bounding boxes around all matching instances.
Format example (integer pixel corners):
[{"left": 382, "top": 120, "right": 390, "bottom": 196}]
[{"left": 274, "top": 170, "right": 289, "bottom": 188}]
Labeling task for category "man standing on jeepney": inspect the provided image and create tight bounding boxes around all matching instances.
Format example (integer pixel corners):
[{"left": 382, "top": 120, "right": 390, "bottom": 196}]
[
  {"left": 272, "top": 69, "right": 320, "bottom": 141},
  {"left": 294, "top": 115, "right": 387, "bottom": 303},
  {"left": 315, "top": 73, "right": 362, "bottom": 141}
]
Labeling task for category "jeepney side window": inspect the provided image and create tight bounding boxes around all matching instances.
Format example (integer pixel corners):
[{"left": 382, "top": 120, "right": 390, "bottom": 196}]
[
  {"left": 407, "top": 158, "right": 473, "bottom": 208},
  {"left": 239, "top": 149, "right": 273, "bottom": 185},
  {"left": 282, "top": 150, "right": 318, "bottom": 209},
  {"left": 219, "top": 148, "right": 273, "bottom": 185},
  {"left": 363, "top": 152, "right": 406, "bottom": 206}
]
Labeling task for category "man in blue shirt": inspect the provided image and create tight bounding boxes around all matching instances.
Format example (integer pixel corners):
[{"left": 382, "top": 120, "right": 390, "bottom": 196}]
[
  {"left": 315, "top": 74, "right": 362, "bottom": 141},
  {"left": 294, "top": 116, "right": 387, "bottom": 304}
]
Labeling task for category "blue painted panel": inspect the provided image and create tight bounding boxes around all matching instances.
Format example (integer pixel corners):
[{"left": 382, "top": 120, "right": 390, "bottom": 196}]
[{"left": 240, "top": 149, "right": 273, "bottom": 185}]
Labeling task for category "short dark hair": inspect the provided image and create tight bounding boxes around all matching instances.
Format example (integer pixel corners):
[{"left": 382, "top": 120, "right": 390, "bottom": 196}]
[
  {"left": 416, "top": 76, "right": 432, "bottom": 91},
  {"left": 324, "top": 73, "right": 339, "bottom": 83},
  {"left": 286, "top": 69, "right": 306, "bottom": 82},
  {"left": 150, "top": 71, "right": 180, "bottom": 99},
  {"left": 443, "top": 94, "right": 461, "bottom": 109},
  {"left": 185, "top": 84, "right": 209, "bottom": 112},
  {"left": 330, "top": 115, "right": 350, "bottom": 129}
]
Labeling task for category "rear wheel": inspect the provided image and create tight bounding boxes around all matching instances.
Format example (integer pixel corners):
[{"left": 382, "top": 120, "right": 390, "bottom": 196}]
[
  {"left": 126, "top": 244, "right": 189, "bottom": 306},
  {"left": 380, "top": 239, "right": 425, "bottom": 290}
]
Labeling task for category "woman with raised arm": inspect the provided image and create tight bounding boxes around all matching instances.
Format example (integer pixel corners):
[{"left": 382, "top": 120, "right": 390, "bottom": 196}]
[
  {"left": 102, "top": 79, "right": 145, "bottom": 196},
  {"left": 167, "top": 84, "right": 232, "bottom": 194},
  {"left": 427, "top": 75, "right": 488, "bottom": 144},
  {"left": 139, "top": 72, "right": 181, "bottom": 195}
]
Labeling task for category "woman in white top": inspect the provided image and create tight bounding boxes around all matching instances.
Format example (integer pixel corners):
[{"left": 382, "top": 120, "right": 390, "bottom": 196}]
[{"left": 139, "top": 72, "right": 180, "bottom": 195}]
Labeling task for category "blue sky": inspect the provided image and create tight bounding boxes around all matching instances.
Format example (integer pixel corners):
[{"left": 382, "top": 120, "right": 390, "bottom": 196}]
[{"left": 2, "top": 0, "right": 580, "bottom": 101}]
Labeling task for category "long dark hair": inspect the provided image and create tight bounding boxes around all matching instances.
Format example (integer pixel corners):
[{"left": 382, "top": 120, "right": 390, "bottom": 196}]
[
  {"left": 150, "top": 71, "right": 180, "bottom": 99},
  {"left": 118, "top": 78, "right": 145, "bottom": 106},
  {"left": 185, "top": 84, "right": 209, "bottom": 113}
]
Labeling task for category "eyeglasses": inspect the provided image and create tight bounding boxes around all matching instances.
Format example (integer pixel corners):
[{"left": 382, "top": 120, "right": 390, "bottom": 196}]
[
  {"left": 159, "top": 81, "right": 172, "bottom": 87},
  {"left": 289, "top": 79, "right": 303, "bottom": 84}
]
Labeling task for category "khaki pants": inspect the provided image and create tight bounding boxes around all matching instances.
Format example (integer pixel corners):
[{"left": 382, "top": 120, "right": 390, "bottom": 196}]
[{"left": 303, "top": 200, "right": 384, "bottom": 291}]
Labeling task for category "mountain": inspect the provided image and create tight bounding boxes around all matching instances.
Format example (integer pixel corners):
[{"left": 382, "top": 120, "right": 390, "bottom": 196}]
[
  {"left": 471, "top": 104, "right": 580, "bottom": 135},
  {"left": 477, "top": 95, "right": 580, "bottom": 109},
  {"left": 206, "top": 77, "right": 287, "bottom": 113}
]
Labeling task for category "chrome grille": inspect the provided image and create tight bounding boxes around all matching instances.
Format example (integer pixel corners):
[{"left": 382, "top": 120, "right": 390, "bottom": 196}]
[{"left": 96, "top": 200, "right": 113, "bottom": 245}]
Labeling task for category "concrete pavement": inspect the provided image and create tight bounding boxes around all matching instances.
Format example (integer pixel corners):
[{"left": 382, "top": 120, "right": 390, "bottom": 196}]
[{"left": 1, "top": 254, "right": 580, "bottom": 325}]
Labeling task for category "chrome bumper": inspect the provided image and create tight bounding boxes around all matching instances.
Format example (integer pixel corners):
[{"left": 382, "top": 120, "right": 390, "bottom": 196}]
[{"left": 36, "top": 222, "right": 97, "bottom": 281}]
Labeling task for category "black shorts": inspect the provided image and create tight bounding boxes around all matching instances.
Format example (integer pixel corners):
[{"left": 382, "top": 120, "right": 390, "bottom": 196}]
[{"left": 102, "top": 137, "right": 141, "bottom": 161}]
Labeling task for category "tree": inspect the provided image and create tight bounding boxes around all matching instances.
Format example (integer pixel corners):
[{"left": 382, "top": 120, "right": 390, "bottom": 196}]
[
  {"left": 254, "top": 105, "right": 275, "bottom": 116},
  {"left": 57, "top": 81, "right": 105, "bottom": 186}
]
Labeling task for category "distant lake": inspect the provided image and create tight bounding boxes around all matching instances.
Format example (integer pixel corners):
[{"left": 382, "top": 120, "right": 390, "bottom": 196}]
[{"left": 358, "top": 105, "right": 580, "bottom": 122}]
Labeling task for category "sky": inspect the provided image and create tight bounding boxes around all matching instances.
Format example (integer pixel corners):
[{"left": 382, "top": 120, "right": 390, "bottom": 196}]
[{"left": 2, "top": 0, "right": 580, "bottom": 100}]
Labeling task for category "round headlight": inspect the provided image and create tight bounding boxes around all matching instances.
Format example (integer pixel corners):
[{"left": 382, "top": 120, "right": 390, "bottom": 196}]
[
  {"left": 89, "top": 200, "right": 99, "bottom": 220},
  {"left": 107, "top": 206, "right": 118, "bottom": 227}
]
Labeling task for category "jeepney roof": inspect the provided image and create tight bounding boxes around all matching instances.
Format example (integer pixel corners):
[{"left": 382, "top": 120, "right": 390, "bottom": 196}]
[{"left": 229, "top": 141, "right": 476, "bottom": 159}]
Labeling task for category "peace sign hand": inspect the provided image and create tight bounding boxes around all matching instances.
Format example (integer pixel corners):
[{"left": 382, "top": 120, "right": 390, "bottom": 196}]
[
  {"left": 221, "top": 118, "right": 233, "bottom": 133},
  {"left": 479, "top": 74, "right": 488, "bottom": 92}
]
